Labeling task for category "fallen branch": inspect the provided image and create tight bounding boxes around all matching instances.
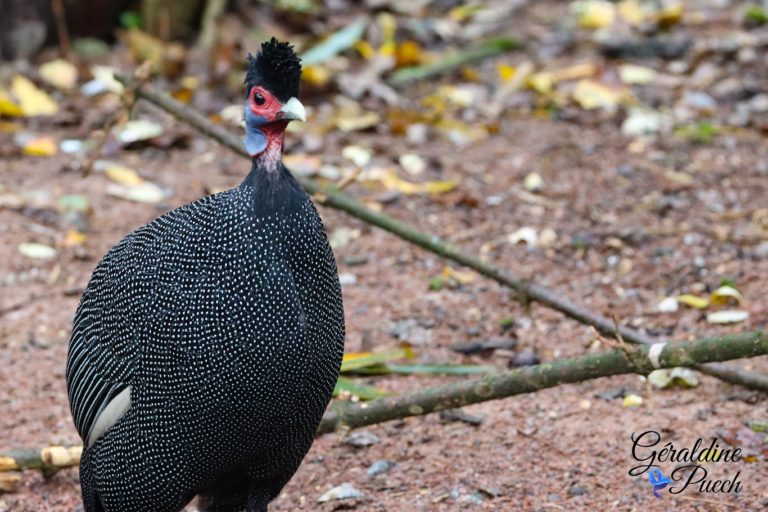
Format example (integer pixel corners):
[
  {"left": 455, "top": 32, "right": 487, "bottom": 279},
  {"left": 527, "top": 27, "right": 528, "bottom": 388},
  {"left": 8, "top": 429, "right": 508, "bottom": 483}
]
[
  {"left": 114, "top": 76, "right": 768, "bottom": 391},
  {"left": 388, "top": 37, "right": 520, "bottom": 86},
  {"left": 3, "top": 331, "right": 764, "bottom": 475},
  {"left": 318, "top": 330, "right": 768, "bottom": 434},
  {"left": 0, "top": 446, "right": 82, "bottom": 474}
]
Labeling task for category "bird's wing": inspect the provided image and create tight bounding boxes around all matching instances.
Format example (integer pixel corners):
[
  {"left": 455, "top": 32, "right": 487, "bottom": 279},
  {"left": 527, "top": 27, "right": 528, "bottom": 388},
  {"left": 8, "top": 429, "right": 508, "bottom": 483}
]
[
  {"left": 66, "top": 194, "right": 221, "bottom": 444},
  {"left": 66, "top": 232, "right": 147, "bottom": 443}
]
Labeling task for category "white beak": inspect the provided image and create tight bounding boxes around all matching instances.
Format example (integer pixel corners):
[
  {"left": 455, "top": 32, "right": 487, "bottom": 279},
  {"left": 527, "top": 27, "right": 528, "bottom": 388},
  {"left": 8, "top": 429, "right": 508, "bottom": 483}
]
[{"left": 279, "top": 97, "right": 307, "bottom": 122}]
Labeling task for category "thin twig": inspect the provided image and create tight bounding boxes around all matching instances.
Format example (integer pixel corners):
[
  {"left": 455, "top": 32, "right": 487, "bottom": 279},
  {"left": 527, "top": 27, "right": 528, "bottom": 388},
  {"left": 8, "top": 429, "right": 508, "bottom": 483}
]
[
  {"left": 113, "top": 76, "right": 768, "bottom": 392},
  {"left": 50, "top": 0, "right": 71, "bottom": 58}
]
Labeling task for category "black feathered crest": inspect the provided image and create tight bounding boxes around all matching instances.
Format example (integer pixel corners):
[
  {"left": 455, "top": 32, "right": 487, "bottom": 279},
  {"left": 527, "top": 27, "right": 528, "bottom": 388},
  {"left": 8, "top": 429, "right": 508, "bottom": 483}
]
[{"left": 245, "top": 38, "right": 302, "bottom": 102}]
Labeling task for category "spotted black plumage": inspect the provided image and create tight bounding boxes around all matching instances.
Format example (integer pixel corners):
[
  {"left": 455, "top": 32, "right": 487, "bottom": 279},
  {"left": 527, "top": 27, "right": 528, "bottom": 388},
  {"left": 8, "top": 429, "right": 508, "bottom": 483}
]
[{"left": 66, "top": 41, "right": 344, "bottom": 512}]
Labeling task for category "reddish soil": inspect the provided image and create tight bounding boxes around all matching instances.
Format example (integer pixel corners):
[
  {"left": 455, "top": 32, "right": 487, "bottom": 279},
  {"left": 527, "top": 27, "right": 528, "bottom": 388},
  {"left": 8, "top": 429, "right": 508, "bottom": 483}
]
[{"left": 2, "top": 1, "right": 768, "bottom": 511}]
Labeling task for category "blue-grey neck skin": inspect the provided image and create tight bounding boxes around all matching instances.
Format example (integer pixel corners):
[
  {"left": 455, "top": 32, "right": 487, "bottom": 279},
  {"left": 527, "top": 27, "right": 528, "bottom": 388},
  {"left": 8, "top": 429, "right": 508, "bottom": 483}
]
[{"left": 244, "top": 107, "right": 268, "bottom": 156}]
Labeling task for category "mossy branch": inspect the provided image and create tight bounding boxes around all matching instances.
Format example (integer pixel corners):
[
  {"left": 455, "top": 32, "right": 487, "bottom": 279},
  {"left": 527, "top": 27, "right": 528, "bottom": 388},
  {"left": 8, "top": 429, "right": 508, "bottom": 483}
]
[
  {"left": 113, "top": 76, "right": 768, "bottom": 392},
  {"left": 1, "top": 331, "right": 764, "bottom": 476},
  {"left": 318, "top": 330, "right": 768, "bottom": 434}
]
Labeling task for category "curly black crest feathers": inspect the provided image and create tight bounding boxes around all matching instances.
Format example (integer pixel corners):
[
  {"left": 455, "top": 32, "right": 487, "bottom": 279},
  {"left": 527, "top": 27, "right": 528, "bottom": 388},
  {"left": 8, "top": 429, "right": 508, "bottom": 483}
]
[{"left": 245, "top": 38, "right": 302, "bottom": 102}]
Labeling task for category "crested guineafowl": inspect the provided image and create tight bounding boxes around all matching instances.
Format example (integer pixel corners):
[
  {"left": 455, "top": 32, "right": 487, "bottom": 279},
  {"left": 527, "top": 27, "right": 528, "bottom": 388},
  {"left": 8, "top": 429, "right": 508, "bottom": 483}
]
[{"left": 66, "top": 39, "right": 345, "bottom": 512}]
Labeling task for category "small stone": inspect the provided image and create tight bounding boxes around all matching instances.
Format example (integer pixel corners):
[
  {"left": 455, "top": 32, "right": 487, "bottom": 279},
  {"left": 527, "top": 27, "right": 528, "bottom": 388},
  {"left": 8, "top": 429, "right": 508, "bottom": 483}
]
[
  {"left": 318, "top": 482, "right": 364, "bottom": 502},
  {"left": 338, "top": 273, "right": 357, "bottom": 286},
  {"left": 344, "top": 254, "right": 369, "bottom": 266},
  {"left": 509, "top": 350, "right": 540, "bottom": 367},
  {"left": 748, "top": 94, "right": 768, "bottom": 113},
  {"left": 754, "top": 241, "right": 768, "bottom": 258},
  {"left": 367, "top": 459, "right": 395, "bottom": 478},
  {"left": 344, "top": 430, "right": 380, "bottom": 447},
  {"left": 568, "top": 485, "right": 588, "bottom": 497},
  {"left": 657, "top": 297, "right": 679, "bottom": 313},
  {"left": 440, "top": 408, "right": 485, "bottom": 426},
  {"left": 681, "top": 91, "right": 716, "bottom": 113}
]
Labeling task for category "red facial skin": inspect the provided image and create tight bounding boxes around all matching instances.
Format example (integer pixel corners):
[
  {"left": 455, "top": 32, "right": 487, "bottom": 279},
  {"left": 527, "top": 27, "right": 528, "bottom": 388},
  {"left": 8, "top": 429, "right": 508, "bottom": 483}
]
[
  {"left": 248, "top": 86, "right": 288, "bottom": 168},
  {"left": 248, "top": 86, "right": 283, "bottom": 122}
]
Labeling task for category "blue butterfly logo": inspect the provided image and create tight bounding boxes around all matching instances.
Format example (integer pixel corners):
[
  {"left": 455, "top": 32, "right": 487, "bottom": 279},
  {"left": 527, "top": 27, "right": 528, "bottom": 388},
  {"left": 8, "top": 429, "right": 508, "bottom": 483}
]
[{"left": 648, "top": 468, "right": 671, "bottom": 498}]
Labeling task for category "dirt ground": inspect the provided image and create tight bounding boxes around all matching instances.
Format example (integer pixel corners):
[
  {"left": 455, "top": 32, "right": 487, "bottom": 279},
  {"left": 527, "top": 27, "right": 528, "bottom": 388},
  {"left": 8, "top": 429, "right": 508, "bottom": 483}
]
[{"left": 2, "top": 1, "right": 768, "bottom": 511}]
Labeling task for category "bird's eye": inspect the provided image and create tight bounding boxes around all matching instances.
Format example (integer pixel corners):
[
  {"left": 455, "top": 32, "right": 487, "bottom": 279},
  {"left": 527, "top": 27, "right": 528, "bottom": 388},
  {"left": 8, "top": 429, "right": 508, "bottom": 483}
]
[{"left": 253, "top": 92, "right": 266, "bottom": 106}]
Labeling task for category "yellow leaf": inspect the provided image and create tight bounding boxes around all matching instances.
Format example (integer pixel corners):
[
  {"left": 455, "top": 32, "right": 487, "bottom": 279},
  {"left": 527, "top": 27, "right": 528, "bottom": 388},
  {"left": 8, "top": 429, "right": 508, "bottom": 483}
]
[
  {"left": 39, "top": 59, "right": 78, "bottom": 90},
  {"left": 104, "top": 164, "right": 145, "bottom": 186},
  {"left": 572, "top": 0, "right": 616, "bottom": 29},
  {"left": 354, "top": 40, "right": 376, "bottom": 60},
  {"left": 618, "top": 64, "right": 658, "bottom": 85},
  {"left": 622, "top": 394, "right": 643, "bottom": 407},
  {"left": 675, "top": 294, "right": 710, "bottom": 309},
  {"left": 549, "top": 62, "right": 597, "bottom": 82},
  {"left": 423, "top": 179, "right": 458, "bottom": 195},
  {"left": 497, "top": 63, "right": 516, "bottom": 82},
  {"left": 303, "top": 65, "right": 332, "bottom": 87},
  {"left": 0, "top": 88, "right": 23, "bottom": 117},
  {"left": 441, "top": 266, "right": 475, "bottom": 284},
  {"left": 11, "top": 75, "right": 58, "bottom": 116},
  {"left": 617, "top": 0, "right": 646, "bottom": 25},
  {"left": 656, "top": 2, "right": 684, "bottom": 27},
  {"left": 63, "top": 230, "right": 87, "bottom": 247},
  {"left": 573, "top": 79, "right": 624, "bottom": 111},
  {"left": 378, "top": 13, "right": 397, "bottom": 57},
  {"left": 395, "top": 41, "right": 423, "bottom": 68},
  {"left": 23, "top": 136, "right": 57, "bottom": 156},
  {"left": 342, "top": 352, "right": 373, "bottom": 362},
  {"left": 527, "top": 72, "right": 554, "bottom": 94},
  {"left": 710, "top": 286, "right": 744, "bottom": 306}
]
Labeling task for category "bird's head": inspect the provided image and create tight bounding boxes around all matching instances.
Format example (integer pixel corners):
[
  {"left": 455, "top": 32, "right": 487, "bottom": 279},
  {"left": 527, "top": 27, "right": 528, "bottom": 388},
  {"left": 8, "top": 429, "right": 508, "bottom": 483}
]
[{"left": 243, "top": 38, "right": 305, "bottom": 165}]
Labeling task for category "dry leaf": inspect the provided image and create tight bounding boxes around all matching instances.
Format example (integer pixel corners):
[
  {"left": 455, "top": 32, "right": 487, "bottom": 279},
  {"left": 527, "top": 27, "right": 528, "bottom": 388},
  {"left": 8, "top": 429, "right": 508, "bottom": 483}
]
[
  {"left": 710, "top": 286, "right": 744, "bottom": 306},
  {"left": 117, "top": 120, "right": 164, "bottom": 144},
  {"left": 23, "top": 136, "right": 58, "bottom": 156},
  {"left": 508, "top": 227, "right": 538, "bottom": 246},
  {"left": 342, "top": 145, "right": 372, "bottom": 167},
  {"left": 63, "top": 230, "right": 87, "bottom": 247},
  {"left": 39, "top": 59, "right": 78, "bottom": 90},
  {"left": 706, "top": 310, "right": 749, "bottom": 324},
  {"left": 399, "top": 154, "right": 426, "bottom": 175},
  {"left": 524, "top": 172, "right": 544, "bottom": 192},
  {"left": 619, "top": 64, "right": 658, "bottom": 85},
  {"left": 617, "top": 0, "right": 646, "bottom": 25},
  {"left": 622, "top": 394, "right": 643, "bottom": 407},
  {"left": 11, "top": 75, "right": 58, "bottom": 116},
  {"left": 103, "top": 163, "right": 145, "bottom": 186},
  {"left": 18, "top": 243, "right": 57, "bottom": 260},
  {"left": 106, "top": 182, "right": 165, "bottom": 204},
  {"left": 573, "top": 80, "right": 625, "bottom": 111},
  {"left": 0, "top": 88, "right": 23, "bottom": 117},
  {"left": 675, "top": 294, "right": 709, "bottom": 309},
  {"left": 572, "top": 0, "right": 616, "bottom": 29}
]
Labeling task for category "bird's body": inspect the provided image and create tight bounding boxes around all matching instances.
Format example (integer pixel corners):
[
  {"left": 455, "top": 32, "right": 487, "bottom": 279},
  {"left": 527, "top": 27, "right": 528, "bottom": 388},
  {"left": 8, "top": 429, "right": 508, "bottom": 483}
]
[{"left": 67, "top": 40, "right": 344, "bottom": 511}]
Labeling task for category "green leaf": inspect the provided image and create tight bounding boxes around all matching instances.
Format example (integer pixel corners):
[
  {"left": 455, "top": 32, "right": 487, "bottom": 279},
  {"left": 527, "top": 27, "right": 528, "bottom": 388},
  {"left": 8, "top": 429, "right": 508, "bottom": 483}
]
[
  {"left": 356, "top": 363, "right": 498, "bottom": 376},
  {"left": 119, "top": 11, "right": 142, "bottom": 30},
  {"left": 333, "top": 376, "right": 390, "bottom": 400},
  {"left": 746, "top": 5, "right": 768, "bottom": 24},
  {"left": 300, "top": 18, "right": 368, "bottom": 66},
  {"left": 428, "top": 276, "right": 445, "bottom": 291},
  {"left": 340, "top": 347, "right": 414, "bottom": 372}
]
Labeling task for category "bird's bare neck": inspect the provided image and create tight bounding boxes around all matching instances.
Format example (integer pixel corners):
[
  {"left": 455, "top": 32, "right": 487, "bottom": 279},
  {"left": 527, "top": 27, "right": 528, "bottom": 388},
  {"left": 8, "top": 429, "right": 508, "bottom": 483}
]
[{"left": 253, "top": 121, "right": 288, "bottom": 173}]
